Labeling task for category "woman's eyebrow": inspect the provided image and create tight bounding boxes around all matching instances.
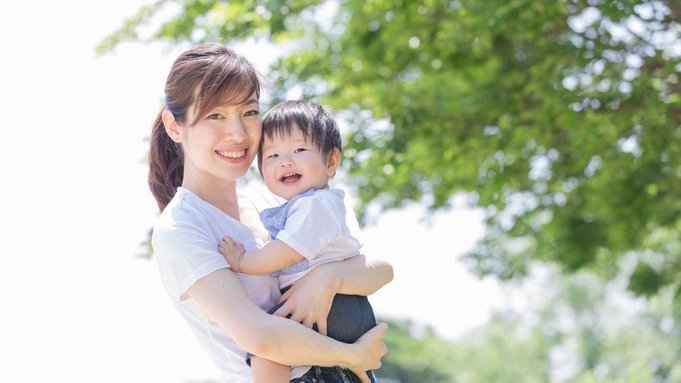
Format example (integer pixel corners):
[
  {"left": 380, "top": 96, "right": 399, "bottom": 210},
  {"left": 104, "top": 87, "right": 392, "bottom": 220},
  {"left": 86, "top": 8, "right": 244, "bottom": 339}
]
[{"left": 243, "top": 98, "right": 259, "bottom": 106}]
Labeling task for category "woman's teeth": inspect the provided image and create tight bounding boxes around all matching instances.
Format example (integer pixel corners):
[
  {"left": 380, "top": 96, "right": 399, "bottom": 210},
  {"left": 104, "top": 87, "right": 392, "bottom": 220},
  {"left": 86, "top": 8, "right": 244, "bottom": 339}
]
[{"left": 217, "top": 149, "right": 245, "bottom": 158}]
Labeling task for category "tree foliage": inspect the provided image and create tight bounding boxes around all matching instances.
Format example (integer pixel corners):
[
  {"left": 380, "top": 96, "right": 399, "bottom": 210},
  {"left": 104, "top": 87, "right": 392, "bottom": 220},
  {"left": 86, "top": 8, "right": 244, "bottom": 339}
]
[
  {"left": 98, "top": 0, "right": 681, "bottom": 300},
  {"left": 374, "top": 267, "right": 681, "bottom": 383}
]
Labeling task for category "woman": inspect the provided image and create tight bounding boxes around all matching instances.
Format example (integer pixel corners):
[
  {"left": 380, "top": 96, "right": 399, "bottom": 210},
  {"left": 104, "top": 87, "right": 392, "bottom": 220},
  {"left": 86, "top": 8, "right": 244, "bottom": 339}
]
[{"left": 148, "top": 42, "right": 393, "bottom": 383}]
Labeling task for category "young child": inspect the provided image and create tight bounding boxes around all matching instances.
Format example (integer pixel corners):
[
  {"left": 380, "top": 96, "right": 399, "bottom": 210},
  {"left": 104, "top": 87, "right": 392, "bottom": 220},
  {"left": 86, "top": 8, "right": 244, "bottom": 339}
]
[{"left": 218, "top": 100, "right": 378, "bottom": 383}]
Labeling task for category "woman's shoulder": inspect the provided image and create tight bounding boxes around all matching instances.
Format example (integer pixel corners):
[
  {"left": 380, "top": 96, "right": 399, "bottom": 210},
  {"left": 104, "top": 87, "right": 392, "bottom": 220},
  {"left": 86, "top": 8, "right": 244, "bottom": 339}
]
[
  {"left": 156, "top": 188, "right": 204, "bottom": 226},
  {"left": 152, "top": 190, "right": 198, "bottom": 244},
  {"left": 153, "top": 187, "right": 226, "bottom": 244}
]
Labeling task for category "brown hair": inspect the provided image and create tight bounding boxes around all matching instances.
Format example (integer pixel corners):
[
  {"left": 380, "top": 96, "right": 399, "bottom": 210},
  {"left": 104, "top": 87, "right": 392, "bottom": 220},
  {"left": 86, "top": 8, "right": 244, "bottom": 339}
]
[{"left": 148, "top": 43, "right": 261, "bottom": 211}]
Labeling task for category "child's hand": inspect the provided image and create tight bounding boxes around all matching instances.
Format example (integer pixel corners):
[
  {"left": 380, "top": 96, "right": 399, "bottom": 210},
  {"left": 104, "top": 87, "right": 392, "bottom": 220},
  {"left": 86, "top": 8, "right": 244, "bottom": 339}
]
[{"left": 218, "top": 236, "right": 246, "bottom": 273}]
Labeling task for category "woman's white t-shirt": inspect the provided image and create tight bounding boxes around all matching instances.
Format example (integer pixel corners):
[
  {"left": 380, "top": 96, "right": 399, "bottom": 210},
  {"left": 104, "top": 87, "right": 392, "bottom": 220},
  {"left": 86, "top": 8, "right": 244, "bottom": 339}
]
[{"left": 152, "top": 186, "right": 309, "bottom": 382}]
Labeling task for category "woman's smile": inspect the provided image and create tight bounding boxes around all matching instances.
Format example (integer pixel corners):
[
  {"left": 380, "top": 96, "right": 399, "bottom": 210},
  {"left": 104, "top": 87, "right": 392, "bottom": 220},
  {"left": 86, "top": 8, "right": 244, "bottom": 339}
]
[
  {"left": 216, "top": 148, "right": 250, "bottom": 163},
  {"left": 216, "top": 149, "right": 247, "bottom": 158}
]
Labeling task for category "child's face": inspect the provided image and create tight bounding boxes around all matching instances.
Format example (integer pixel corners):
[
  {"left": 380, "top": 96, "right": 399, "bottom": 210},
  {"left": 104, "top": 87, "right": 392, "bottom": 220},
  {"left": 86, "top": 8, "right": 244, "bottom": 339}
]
[{"left": 260, "top": 127, "right": 335, "bottom": 200}]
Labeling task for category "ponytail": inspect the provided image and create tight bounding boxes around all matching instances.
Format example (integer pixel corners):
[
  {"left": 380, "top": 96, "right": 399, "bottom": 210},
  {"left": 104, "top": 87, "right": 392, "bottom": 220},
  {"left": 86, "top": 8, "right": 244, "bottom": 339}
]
[{"left": 148, "top": 108, "right": 184, "bottom": 212}]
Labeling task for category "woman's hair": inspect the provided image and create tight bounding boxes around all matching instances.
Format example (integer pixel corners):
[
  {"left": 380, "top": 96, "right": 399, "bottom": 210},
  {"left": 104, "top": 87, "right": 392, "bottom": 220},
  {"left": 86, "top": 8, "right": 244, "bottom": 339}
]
[
  {"left": 149, "top": 43, "right": 261, "bottom": 211},
  {"left": 257, "top": 100, "right": 342, "bottom": 174}
]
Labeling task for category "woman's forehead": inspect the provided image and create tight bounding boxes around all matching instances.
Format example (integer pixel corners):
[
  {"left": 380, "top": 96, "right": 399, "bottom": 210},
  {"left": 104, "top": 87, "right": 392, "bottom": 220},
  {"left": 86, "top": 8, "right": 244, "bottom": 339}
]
[{"left": 219, "top": 90, "right": 259, "bottom": 106}]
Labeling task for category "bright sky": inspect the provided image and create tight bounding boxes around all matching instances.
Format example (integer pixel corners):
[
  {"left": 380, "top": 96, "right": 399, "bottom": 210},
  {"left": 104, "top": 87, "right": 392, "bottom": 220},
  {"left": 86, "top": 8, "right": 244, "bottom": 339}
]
[{"left": 2, "top": 1, "right": 509, "bottom": 382}]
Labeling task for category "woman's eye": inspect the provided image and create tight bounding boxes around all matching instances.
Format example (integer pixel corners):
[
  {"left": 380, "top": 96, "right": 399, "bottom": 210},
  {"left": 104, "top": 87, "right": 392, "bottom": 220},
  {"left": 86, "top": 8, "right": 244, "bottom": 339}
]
[
  {"left": 244, "top": 110, "right": 260, "bottom": 117},
  {"left": 207, "top": 113, "right": 222, "bottom": 120}
]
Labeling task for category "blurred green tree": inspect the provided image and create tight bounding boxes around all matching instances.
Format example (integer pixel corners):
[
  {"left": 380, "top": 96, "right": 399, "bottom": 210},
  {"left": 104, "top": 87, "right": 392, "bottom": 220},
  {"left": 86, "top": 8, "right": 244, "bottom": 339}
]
[
  {"left": 375, "top": 267, "right": 681, "bottom": 383},
  {"left": 99, "top": 0, "right": 681, "bottom": 301}
]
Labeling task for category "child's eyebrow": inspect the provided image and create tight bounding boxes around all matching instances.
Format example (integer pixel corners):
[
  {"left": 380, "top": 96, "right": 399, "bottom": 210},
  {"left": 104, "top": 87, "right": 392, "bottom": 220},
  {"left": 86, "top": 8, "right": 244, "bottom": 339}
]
[
  {"left": 261, "top": 140, "right": 281, "bottom": 152},
  {"left": 262, "top": 143, "right": 275, "bottom": 152}
]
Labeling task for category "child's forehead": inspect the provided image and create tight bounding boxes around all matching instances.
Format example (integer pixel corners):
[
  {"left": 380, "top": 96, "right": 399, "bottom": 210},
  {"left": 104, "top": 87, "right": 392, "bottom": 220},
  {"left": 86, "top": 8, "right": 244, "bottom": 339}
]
[
  {"left": 262, "top": 131, "right": 308, "bottom": 148},
  {"left": 264, "top": 127, "right": 308, "bottom": 142}
]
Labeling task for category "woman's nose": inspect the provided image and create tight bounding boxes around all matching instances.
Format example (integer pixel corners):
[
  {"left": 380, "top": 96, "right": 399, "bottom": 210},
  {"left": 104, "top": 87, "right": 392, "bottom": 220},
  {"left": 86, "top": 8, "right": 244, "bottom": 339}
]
[{"left": 224, "top": 118, "right": 248, "bottom": 141}]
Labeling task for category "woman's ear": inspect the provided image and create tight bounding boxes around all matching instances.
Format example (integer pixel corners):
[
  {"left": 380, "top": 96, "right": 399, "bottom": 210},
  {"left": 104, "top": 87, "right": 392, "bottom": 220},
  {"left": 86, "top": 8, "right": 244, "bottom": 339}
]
[
  {"left": 326, "top": 148, "right": 341, "bottom": 177},
  {"left": 162, "top": 110, "right": 183, "bottom": 143}
]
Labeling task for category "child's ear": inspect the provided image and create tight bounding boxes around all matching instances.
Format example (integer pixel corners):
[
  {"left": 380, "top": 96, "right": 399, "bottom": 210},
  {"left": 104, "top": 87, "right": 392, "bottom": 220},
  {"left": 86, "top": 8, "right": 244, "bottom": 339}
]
[
  {"left": 162, "top": 110, "right": 183, "bottom": 143},
  {"left": 326, "top": 148, "right": 341, "bottom": 177}
]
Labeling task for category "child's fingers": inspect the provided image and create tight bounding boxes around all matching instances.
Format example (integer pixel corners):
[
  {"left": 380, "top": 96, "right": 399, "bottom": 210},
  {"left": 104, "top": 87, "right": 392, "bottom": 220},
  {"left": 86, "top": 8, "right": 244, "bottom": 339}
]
[{"left": 220, "top": 237, "right": 240, "bottom": 247}]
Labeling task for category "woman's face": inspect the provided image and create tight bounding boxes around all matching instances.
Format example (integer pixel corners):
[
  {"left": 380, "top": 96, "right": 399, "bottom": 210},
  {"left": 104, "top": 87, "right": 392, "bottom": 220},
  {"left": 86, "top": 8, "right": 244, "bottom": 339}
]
[{"left": 181, "top": 92, "right": 262, "bottom": 186}]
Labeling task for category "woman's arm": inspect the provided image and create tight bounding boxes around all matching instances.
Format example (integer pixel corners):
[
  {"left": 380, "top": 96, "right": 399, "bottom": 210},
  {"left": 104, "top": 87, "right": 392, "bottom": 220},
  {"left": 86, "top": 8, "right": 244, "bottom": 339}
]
[
  {"left": 187, "top": 268, "right": 387, "bottom": 382},
  {"left": 274, "top": 254, "right": 393, "bottom": 335}
]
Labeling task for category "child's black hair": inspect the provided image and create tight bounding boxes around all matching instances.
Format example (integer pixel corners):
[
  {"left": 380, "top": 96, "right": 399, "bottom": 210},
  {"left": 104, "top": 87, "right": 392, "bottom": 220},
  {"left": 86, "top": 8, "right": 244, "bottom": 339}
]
[{"left": 257, "top": 100, "right": 342, "bottom": 174}]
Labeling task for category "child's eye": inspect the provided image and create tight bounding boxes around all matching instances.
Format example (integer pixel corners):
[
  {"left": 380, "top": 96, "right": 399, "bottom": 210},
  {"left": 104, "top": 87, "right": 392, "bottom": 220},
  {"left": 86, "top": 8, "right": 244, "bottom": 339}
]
[
  {"left": 267, "top": 154, "right": 279, "bottom": 159},
  {"left": 294, "top": 148, "right": 307, "bottom": 153},
  {"left": 244, "top": 110, "right": 259, "bottom": 117}
]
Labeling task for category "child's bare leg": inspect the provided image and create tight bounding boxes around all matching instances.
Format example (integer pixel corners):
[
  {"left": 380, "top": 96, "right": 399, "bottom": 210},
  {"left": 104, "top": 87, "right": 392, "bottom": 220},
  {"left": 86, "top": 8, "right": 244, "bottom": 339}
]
[{"left": 251, "top": 356, "right": 291, "bottom": 383}]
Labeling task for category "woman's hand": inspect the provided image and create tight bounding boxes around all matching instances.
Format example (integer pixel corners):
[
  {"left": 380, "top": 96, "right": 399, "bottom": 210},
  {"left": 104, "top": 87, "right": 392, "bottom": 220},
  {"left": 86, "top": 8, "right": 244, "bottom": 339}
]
[
  {"left": 273, "top": 254, "right": 393, "bottom": 335},
  {"left": 273, "top": 264, "right": 339, "bottom": 335},
  {"left": 348, "top": 322, "right": 389, "bottom": 383}
]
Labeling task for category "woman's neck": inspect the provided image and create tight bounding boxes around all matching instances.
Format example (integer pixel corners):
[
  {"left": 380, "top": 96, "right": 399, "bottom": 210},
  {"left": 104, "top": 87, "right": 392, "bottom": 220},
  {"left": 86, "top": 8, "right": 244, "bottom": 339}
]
[{"left": 183, "top": 177, "right": 240, "bottom": 219}]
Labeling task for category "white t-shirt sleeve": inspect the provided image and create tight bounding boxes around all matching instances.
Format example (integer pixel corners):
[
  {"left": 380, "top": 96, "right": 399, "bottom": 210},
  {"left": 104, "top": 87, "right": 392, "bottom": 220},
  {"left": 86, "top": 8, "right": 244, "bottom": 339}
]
[
  {"left": 275, "top": 196, "right": 342, "bottom": 260},
  {"left": 153, "top": 217, "right": 230, "bottom": 301}
]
